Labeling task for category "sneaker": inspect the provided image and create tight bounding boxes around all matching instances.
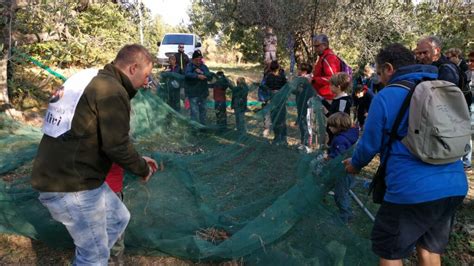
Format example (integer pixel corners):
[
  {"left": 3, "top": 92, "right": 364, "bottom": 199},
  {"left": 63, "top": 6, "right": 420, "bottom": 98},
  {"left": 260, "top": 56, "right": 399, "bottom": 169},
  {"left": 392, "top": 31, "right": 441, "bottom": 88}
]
[{"left": 328, "top": 191, "right": 335, "bottom": 196}]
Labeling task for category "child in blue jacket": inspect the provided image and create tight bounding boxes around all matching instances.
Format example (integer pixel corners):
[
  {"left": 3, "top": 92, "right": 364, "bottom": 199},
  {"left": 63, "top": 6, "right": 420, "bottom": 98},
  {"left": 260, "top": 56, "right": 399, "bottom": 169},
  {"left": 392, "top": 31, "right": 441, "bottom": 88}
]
[{"left": 326, "top": 112, "right": 359, "bottom": 223}]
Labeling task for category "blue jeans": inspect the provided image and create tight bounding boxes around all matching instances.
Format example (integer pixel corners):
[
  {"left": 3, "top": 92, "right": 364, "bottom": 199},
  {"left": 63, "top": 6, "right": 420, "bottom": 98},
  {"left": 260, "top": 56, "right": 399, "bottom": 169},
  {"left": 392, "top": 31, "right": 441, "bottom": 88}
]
[
  {"left": 189, "top": 96, "right": 207, "bottom": 125},
  {"left": 110, "top": 191, "right": 125, "bottom": 263},
  {"left": 262, "top": 101, "right": 272, "bottom": 133},
  {"left": 234, "top": 108, "right": 247, "bottom": 133},
  {"left": 38, "top": 183, "right": 130, "bottom": 265},
  {"left": 334, "top": 174, "right": 355, "bottom": 223}
]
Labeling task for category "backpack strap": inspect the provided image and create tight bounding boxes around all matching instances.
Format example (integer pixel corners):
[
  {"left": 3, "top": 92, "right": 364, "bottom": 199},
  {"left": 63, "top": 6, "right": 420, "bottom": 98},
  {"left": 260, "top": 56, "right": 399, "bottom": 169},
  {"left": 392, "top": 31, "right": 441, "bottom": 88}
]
[
  {"left": 389, "top": 80, "right": 416, "bottom": 140},
  {"left": 368, "top": 80, "right": 416, "bottom": 197},
  {"left": 375, "top": 81, "right": 416, "bottom": 171},
  {"left": 321, "top": 52, "right": 338, "bottom": 76}
]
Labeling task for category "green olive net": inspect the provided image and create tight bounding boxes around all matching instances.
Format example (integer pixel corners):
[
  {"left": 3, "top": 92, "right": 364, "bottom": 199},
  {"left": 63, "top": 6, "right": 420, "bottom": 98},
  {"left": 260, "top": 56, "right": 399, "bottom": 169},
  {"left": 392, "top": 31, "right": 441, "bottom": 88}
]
[{"left": 0, "top": 74, "right": 378, "bottom": 264}]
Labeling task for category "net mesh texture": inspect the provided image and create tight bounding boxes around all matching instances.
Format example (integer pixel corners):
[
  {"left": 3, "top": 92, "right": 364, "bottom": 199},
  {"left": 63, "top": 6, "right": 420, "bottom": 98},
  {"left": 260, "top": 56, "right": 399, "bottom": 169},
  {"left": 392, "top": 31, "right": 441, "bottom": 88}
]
[{"left": 0, "top": 73, "right": 378, "bottom": 265}]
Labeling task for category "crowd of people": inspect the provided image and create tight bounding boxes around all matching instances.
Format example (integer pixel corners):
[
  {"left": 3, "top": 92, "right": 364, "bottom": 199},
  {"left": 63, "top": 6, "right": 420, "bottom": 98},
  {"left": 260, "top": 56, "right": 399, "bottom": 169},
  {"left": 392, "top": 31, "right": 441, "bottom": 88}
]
[
  {"left": 160, "top": 48, "right": 250, "bottom": 133},
  {"left": 161, "top": 33, "right": 473, "bottom": 266},
  {"left": 305, "top": 34, "right": 471, "bottom": 266},
  {"left": 29, "top": 29, "right": 473, "bottom": 265}
]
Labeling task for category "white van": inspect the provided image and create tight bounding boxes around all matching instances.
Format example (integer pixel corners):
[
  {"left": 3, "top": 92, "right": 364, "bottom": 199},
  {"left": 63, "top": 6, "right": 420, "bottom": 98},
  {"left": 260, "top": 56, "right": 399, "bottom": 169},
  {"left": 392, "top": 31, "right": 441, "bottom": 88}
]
[{"left": 156, "top": 33, "right": 202, "bottom": 66}]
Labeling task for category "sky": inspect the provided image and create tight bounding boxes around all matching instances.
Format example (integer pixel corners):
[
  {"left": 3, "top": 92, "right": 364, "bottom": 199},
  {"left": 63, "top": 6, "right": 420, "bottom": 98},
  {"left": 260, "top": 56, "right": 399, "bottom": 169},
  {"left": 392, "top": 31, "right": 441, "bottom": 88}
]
[
  {"left": 142, "top": 0, "right": 191, "bottom": 26},
  {"left": 142, "top": 0, "right": 424, "bottom": 26}
]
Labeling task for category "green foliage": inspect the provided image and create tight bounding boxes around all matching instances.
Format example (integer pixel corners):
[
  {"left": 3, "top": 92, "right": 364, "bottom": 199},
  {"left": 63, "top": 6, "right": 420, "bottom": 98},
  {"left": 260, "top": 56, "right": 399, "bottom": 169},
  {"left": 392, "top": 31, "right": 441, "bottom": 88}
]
[
  {"left": 12, "top": 1, "right": 182, "bottom": 68},
  {"left": 327, "top": 2, "right": 418, "bottom": 66},
  {"left": 415, "top": 2, "right": 473, "bottom": 53},
  {"left": 188, "top": 0, "right": 472, "bottom": 66},
  {"left": 8, "top": 1, "right": 179, "bottom": 110},
  {"left": 7, "top": 66, "right": 56, "bottom": 110},
  {"left": 74, "top": 2, "right": 137, "bottom": 65}
]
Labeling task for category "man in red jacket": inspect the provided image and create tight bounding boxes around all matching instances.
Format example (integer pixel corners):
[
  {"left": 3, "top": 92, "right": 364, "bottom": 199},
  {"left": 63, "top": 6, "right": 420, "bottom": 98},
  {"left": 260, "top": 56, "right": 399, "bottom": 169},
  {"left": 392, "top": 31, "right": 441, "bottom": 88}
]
[{"left": 311, "top": 34, "right": 341, "bottom": 100}]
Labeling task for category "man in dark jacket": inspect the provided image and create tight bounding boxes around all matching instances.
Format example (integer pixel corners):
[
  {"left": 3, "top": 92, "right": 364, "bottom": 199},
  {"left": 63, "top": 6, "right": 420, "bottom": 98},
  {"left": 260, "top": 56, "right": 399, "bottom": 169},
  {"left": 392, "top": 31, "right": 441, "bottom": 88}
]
[
  {"left": 415, "top": 36, "right": 459, "bottom": 85},
  {"left": 416, "top": 36, "right": 471, "bottom": 172},
  {"left": 184, "top": 50, "right": 213, "bottom": 125},
  {"left": 174, "top": 43, "right": 190, "bottom": 74},
  {"left": 31, "top": 44, "right": 159, "bottom": 265}
]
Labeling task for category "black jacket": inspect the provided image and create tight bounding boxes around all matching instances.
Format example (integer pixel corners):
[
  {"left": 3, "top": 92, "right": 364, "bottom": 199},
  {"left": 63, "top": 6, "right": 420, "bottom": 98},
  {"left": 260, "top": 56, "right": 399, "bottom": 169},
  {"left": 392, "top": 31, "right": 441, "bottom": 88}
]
[
  {"left": 432, "top": 55, "right": 459, "bottom": 86},
  {"left": 265, "top": 69, "right": 287, "bottom": 91},
  {"left": 174, "top": 52, "right": 190, "bottom": 74},
  {"left": 325, "top": 94, "right": 352, "bottom": 117}
]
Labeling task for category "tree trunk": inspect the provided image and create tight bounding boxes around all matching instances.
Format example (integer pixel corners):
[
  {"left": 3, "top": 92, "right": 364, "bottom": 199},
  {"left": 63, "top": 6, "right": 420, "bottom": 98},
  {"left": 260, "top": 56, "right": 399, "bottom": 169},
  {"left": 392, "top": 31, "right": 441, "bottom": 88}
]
[
  {"left": 0, "top": 55, "right": 9, "bottom": 110},
  {"left": 0, "top": 0, "right": 12, "bottom": 109}
]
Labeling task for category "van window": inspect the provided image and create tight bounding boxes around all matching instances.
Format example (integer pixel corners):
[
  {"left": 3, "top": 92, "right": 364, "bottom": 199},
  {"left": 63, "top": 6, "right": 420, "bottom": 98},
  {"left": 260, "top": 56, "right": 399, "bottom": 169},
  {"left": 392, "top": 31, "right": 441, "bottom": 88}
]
[{"left": 162, "top": 35, "right": 193, "bottom": 45}]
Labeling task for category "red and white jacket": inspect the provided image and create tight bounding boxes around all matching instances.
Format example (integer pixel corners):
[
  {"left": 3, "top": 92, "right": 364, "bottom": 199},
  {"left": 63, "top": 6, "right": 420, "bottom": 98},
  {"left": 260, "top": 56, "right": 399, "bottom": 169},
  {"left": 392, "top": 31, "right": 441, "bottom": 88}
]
[{"left": 312, "top": 48, "right": 341, "bottom": 100}]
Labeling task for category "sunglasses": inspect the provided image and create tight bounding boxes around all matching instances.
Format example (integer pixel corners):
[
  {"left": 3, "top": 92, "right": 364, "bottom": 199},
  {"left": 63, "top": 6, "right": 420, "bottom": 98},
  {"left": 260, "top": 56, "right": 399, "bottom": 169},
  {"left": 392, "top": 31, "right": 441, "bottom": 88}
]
[{"left": 178, "top": 46, "right": 184, "bottom": 48}]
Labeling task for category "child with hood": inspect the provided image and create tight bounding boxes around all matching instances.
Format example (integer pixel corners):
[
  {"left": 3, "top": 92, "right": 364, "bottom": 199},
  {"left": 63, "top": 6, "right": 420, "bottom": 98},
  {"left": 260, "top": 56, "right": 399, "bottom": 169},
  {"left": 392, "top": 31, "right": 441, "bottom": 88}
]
[{"left": 326, "top": 112, "right": 359, "bottom": 223}]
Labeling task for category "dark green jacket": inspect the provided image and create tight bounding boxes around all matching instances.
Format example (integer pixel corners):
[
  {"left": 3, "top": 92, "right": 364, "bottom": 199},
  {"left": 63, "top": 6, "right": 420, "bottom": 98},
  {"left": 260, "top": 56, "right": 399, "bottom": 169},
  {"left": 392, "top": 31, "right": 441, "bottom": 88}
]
[
  {"left": 31, "top": 64, "right": 149, "bottom": 192},
  {"left": 231, "top": 84, "right": 249, "bottom": 110}
]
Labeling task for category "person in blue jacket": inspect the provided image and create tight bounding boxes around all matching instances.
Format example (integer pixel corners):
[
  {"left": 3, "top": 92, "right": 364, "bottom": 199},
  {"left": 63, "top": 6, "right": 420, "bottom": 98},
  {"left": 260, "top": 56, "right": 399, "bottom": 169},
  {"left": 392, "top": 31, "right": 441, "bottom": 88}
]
[
  {"left": 184, "top": 50, "right": 213, "bottom": 125},
  {"left": 343, "top": 43, "right": 468, "bottom": 265},
  {"left": 325, "top": 112, "right": 359, "bottom": 223}
]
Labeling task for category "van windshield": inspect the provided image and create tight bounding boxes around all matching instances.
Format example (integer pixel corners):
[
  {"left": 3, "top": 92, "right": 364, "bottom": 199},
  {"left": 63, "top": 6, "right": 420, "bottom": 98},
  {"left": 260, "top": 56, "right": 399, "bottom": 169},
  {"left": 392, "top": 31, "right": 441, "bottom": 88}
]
[{"left": 162, "top": 35, "right": 193, "bottom": 45}]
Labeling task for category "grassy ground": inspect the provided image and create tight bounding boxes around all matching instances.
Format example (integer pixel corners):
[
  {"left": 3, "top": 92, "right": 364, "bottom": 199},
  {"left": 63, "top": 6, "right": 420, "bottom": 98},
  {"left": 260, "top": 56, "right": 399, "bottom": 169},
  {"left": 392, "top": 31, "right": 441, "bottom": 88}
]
[
  {"left": 1, "top": 62, "right": 473, "bottom": 265},
  {"left": 206, "top": 62, "right": 262, "bottom": 84}
]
